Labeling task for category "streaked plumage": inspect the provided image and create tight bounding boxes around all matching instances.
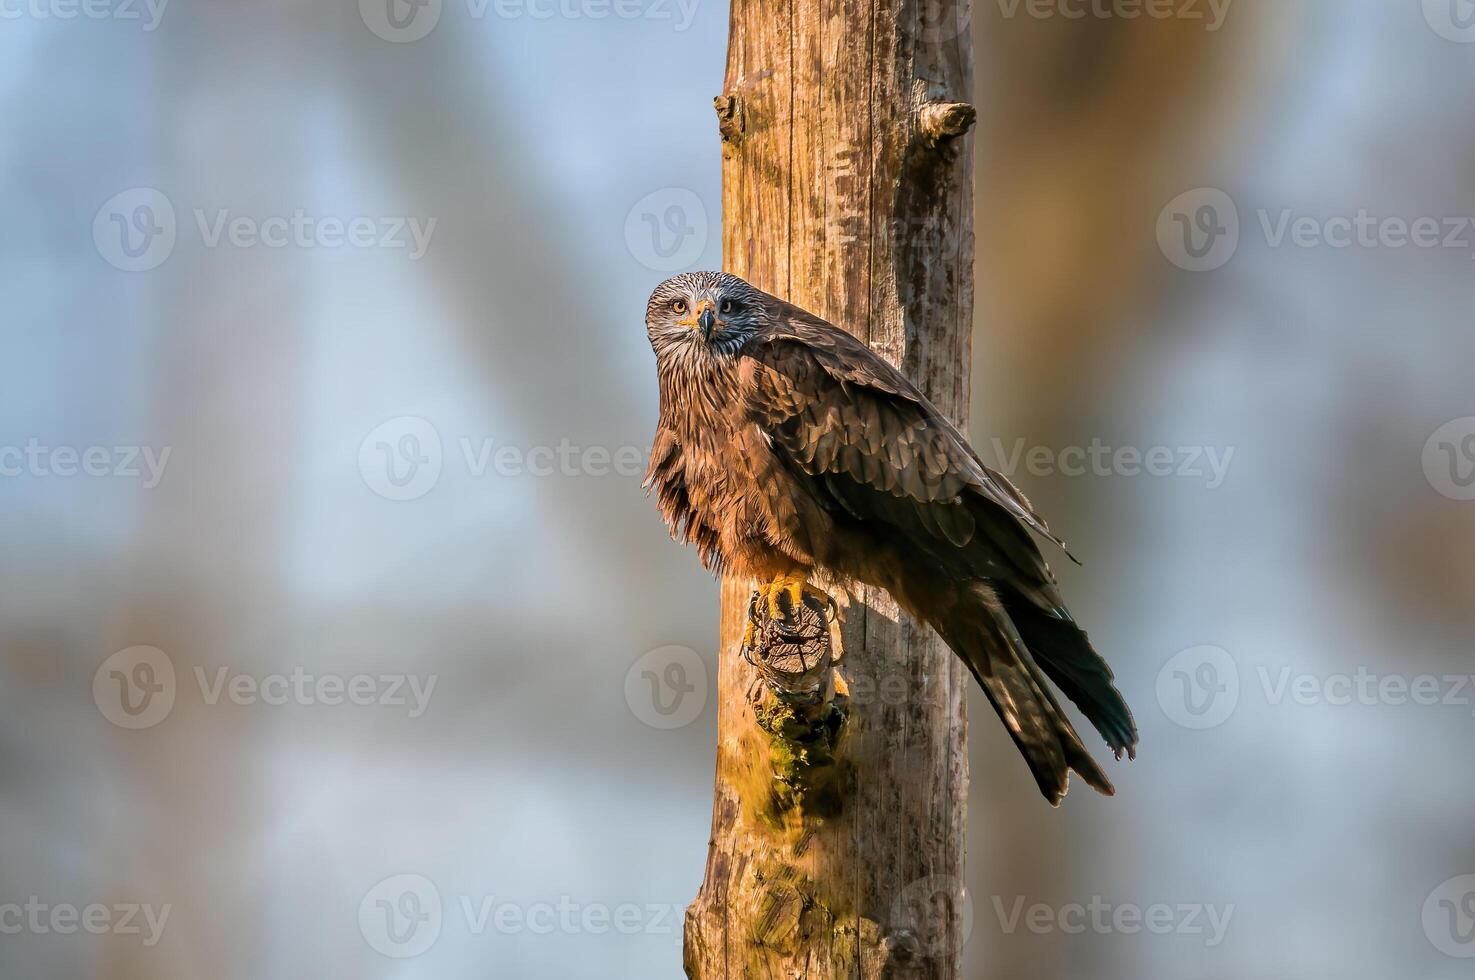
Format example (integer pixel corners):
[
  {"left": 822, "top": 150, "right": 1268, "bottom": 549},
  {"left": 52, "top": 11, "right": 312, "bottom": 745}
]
[{"left": 643, "top": 271, "right": 1137, "bottom": 805}]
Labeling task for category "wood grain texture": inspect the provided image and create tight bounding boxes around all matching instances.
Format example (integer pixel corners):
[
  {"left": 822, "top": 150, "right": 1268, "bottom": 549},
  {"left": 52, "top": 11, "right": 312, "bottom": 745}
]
[{"left": 685, "top": 2, "right": 976, "bottom": 976}]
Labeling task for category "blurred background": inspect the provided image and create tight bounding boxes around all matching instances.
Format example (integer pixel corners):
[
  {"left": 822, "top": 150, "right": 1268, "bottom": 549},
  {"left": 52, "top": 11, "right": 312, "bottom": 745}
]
[{"left": 2, "top": 0, "right": 1473, "bottom": 976}]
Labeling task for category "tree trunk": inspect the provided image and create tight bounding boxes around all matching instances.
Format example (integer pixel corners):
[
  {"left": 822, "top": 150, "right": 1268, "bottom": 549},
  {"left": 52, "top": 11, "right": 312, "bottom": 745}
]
[{"left": 684, "top": 3, "right": 976, "bottom": 977}]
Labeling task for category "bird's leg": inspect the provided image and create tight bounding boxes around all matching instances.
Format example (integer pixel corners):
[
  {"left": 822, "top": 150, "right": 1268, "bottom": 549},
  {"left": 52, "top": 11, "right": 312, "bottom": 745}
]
[
  {"left": 767, "top": 571, "right": 840, "bottom": 622},
  {"left": 767, "top": 571, "right": 808, "bottom": 621}
]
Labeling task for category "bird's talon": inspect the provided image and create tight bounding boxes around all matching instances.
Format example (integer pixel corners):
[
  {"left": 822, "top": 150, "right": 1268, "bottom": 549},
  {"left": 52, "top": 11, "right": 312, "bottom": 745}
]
[
  {"left": 763, "top": 580, "right": 789, "bottom": 621},
  {"left": 761, "top": 573, "right": 809, "bottom": 621},
  {"left": 782, "top": 580, "right": 804, "bottom": 618}
]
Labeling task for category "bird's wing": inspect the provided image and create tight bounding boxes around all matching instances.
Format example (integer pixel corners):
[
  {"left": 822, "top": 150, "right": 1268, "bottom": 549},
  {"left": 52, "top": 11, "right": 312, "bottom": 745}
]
[
  {"left": 744, "top": 311, "right": 1139, "bottom": 788},
  {"left": 746, "top": 309, "right": 1073, "bottom": 582}
]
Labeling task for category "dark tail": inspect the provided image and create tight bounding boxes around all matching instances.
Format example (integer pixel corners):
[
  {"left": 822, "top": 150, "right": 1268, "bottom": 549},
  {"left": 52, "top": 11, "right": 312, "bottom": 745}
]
[
  {"left": 1001, "top": 590, "right": 1139, "bottom": 763},
  {"left": 931, "top": 587, "right": 1136, "bottom": 806}
]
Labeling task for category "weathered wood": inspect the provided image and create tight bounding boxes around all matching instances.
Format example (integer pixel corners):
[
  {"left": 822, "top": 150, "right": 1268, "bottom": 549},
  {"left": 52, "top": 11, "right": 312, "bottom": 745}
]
[{"left": 684, "top": 3, "right": 975, "bottom": 977}]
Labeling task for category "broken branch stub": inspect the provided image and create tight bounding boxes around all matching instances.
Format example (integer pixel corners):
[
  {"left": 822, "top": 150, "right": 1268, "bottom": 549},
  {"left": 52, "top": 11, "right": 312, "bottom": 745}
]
[
  {"left": 742, "top": 590, "right": 849, "bottom": 820},
  {"left": 918, "top": 100, "right": 977, "bottom": 143}
]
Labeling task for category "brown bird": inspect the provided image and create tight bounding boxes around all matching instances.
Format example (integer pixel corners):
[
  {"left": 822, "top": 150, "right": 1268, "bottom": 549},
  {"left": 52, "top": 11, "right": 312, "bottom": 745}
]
[{"left": 643, "top": 271, "right": 1136, "bottom": 805}]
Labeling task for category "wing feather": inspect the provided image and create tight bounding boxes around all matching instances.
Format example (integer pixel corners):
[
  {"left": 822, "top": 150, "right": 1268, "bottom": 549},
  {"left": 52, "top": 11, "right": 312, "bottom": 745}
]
[
  {"left": 756, "top": 310, "right": 1076, "bottom": 556},
  {"left": 744, "top": 312, "right": 1072, "bottom": 585},
  {"left": 731, "top": 300, "right": 1139, "bottom": 794}
]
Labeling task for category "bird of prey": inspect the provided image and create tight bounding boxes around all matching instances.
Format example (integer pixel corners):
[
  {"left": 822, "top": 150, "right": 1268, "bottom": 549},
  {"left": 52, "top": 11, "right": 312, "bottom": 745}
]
[{"left": 643, "top": 270, "right": 1137, "bottom": 805}]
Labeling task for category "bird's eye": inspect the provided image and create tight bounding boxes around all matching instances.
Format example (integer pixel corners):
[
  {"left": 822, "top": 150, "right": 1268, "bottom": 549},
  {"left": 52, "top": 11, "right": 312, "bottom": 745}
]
[
  {"left": 720, "top": 300, "right": 736, "bottom": 315},
  {"left": 670, "top": 298, "right": 688, "bottom": 315}
]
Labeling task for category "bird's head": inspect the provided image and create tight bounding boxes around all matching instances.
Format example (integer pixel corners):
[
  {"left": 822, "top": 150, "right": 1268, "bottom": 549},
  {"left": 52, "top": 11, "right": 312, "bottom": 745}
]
[{"left": 645, "top": 271, "right": 766, "bottom": 357}]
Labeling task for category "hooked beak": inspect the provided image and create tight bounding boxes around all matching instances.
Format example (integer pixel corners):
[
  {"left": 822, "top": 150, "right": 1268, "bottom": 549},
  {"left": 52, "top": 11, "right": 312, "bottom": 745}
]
[{"left": 698, "top": 304, "right": 716, "bottom": 340}]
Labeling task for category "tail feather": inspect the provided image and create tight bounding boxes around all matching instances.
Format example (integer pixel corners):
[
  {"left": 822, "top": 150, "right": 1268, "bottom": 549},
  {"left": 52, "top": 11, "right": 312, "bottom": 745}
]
[
  {"left": 1001, "top": 591, "right": 1139, "bottom": 761},
  {"left": 934, "top": 602, "right": 1116, "bottom": 806}
]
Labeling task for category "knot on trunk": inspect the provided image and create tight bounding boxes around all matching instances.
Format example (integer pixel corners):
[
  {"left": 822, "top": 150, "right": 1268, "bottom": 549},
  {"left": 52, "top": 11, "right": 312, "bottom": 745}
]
[
  {"left": 713, "top": 94, "right": 745, "bottom": 145},
  {"left": 918, "top": 100, "right": 977, "bottom": 143}
]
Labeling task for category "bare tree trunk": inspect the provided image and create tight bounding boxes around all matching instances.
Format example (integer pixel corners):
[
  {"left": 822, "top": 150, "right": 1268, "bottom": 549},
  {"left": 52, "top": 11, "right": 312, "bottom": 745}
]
[{"left": 684, "top": 3, "right": 976, "bottom": 977}]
